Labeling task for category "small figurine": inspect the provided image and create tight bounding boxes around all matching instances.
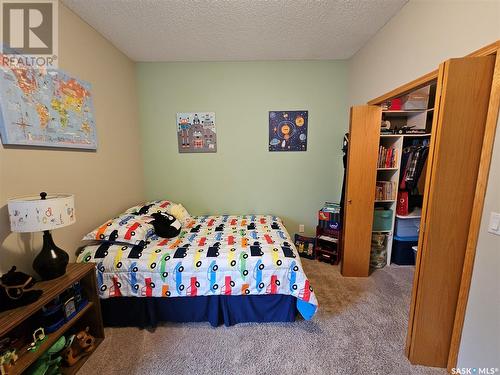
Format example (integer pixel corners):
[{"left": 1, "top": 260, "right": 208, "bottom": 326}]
[
  {"left": 27, "top": 328, "right": 47, "bottom": 352},
  {"left": 0, "top": 349, "right": 18, "bottom": 375}
]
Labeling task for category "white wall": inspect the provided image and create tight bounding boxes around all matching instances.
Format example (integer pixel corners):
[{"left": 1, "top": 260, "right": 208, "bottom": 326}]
[
  {"left": 0, "top": 4, "right": 144, "bottom": 274},
  {"left": 348, "top": 0, "right": 500, "bottom": 369},
  {"left": 457, "top": 117, "right": 500, "bottom": 369},
  {"left": 349, "top": 0, "right": 500, "bottom": 106}
]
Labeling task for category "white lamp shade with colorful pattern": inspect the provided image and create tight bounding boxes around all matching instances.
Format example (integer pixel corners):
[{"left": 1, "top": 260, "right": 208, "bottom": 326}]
[{"left": 7, "top": 194, "right": 76, "bottom": 233}]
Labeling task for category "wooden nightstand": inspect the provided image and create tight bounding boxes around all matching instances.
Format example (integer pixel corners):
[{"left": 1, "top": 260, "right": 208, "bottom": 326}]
[{"left": 0, "top": 263, "right": 104, "bottom": 374}]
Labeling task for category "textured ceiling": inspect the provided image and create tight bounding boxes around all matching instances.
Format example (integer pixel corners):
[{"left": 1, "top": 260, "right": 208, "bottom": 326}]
[{"left": 62, "top": 0, "right": 408, "bottom": 62}]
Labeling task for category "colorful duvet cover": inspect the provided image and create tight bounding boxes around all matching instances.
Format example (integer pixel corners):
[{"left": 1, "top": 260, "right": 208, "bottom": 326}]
[{"left": 77, "top": 215, "right": 318, "bottom": 320}]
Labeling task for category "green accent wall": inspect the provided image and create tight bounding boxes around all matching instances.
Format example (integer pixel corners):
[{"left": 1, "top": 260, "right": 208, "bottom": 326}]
[{"left": 137, "top": 61, "right": 348, "bottom": 235}]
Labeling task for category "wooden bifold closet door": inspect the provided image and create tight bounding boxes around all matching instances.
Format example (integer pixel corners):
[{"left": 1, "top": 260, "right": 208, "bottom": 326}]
[
  {"left": 341, "top": 106, "right": 381, "bottom": 277},
  {"left": 406, "top": 55, "right": 495, "bottom": 367}
]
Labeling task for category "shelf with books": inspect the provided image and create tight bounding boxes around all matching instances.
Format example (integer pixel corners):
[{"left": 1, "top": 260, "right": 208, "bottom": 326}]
[
  {"left": 382, "top": 109, "right": 426, "bottom": 116},
  {"left": 377, "top": 144, "right": 398, "bottom": 169},
  {"left": 375, "top": 180, "right": 397, "bottom": 201},
  {"left": 403, "top": 133, "right": 431, "bottom": 138},
  {"left": 377, "top": 84, "right": 435, "bottom": 267},
  {"left": 377, "top": 167, "right": 398, "bottom": 171},
  {"left": 381, "top": 133, "right": 432, "bottom": 137},
  {"left": 381, "top": 108, "right": 434, "bottom": 115},
  {"left": 375, "top": 126, "right": 404, "bottom": 267},
  {"left": 380, "top": 133, "right": 403, "bottom": 138}
]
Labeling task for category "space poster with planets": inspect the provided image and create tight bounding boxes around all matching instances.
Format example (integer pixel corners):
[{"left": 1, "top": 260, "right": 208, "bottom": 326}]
[{"left": 268, "top": 110, "right": 308, "bottom": 152}]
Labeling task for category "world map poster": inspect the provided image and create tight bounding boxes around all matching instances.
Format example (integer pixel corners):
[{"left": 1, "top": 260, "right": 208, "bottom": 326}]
[
  {"left": 269, "top": 110, "right": 308, "bottom": 152},
  {"left": 0, "top": 65, "right": 97, "bottom": 149}
]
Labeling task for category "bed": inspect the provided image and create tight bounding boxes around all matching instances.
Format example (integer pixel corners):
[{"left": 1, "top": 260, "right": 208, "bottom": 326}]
[{"left": 76, "top": 201, "right": 318, "bottom": 327}]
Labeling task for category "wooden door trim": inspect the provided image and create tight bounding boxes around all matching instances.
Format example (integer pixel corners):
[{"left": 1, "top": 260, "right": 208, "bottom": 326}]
[
  {"left": 368, "top": 40, "right": 499, "bottom": 106},
  {"left": 405, "top": 60, "right": 447, "bottom": 357},
  {"left": 447, "top": 49, "right": 500, "bottom": 372},
  {"left": 365, "top": 40, "right": 499, "bottom": 369},
  {"left": 408, "top": 56, "right": 495, "bottom": 366}
]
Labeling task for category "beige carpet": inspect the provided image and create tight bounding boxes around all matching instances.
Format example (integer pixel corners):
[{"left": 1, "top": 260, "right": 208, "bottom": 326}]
[{"left": 79, "top": 260, "right": 446, "bottom": 375}]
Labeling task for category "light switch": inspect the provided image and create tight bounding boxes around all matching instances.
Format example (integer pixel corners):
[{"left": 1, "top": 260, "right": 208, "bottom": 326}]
[{"left": 488, "top": 212, "right": 500, "bottom": 236}]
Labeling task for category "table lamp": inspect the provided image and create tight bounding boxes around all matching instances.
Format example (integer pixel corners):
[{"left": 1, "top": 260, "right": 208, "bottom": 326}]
[{"left": 7, "top": 192, "right": 76, "bottom": 280}]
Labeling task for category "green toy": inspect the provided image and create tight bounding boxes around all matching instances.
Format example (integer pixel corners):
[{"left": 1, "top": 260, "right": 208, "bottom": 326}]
[{"left": 27, "top": 336, "right": 66, "bottom": 375}]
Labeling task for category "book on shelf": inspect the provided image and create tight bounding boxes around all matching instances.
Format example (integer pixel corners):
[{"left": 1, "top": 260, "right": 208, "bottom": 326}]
[
  {"left": 375, "top": 181, "right": 397, "bottom": 201},
  {"left": 378, "top": 145, "right": 398, "bottom": 168}
]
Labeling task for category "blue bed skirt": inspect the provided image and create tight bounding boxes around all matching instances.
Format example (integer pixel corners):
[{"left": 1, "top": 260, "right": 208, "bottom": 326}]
[{"left": 100, "top": 295, "right": 298, "bottom": 328}]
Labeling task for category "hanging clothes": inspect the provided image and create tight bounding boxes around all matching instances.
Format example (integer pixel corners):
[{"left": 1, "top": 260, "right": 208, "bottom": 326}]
[
  {"left": 339, "top": 133, "right": 349, "bottom": 225},
  {"left": 399, "top": 140, "right": 430, "bottom": 214},
  {"left": 399, "top": 141, "right": 429, "bottom": 191}
]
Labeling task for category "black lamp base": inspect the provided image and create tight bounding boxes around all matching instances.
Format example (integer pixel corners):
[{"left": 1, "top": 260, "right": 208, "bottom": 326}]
[{"left": 33, "top": 230, "right": 69, "bottom": 280}]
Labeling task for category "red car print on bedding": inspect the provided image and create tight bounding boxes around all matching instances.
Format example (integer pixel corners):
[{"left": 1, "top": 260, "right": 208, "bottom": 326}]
[
  {"left": 158, "top": 239, "right": 170, "bottom": 246},
  {"left": 109, "top": 276, "right": 122, "bottom": 297},
  {"left": 264, "top": 234, "right": 274, "bottom": 244},
  {"left": 222, "top": 276, "right": 234, "bottom": 295},
  {"left": 267, "top": 275, "right": 280, "bottom": 294},
  {"left": 299, "top": 280, "right": 313, "bottom": 302},
  {"left": 124, "top": 222, "right": 141, "bottom": 240},
  {"left": 141, "top": 277, "right": 154, "bottom": 297},
  {"left": 186, "top": 277, "right": 200, "bottom": 296}
]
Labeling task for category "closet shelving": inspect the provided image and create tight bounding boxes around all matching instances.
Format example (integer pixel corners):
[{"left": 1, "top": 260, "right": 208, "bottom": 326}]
[
  {"left": 342, "top": 46, "right": 499, "bottom": 366},
  {"left": 373, "top": 84, "right": 436, "bottom": 266},
  {"left": 380, "top": 133, "right": 432, "bottom": 138}
]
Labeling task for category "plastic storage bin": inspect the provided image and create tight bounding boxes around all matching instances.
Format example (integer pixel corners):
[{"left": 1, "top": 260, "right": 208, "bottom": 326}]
[
  {"left": 401, "top": 86, "right": 430, "bottom": 110},
  {"left": 395, "top": 216, "right": 421, "bottom": 237},
  {"left": 391, "top": 236, "right": 418, "bottom": 265},
  {"left": 373, "top": 209, "right": 393, "bottom": 231}
]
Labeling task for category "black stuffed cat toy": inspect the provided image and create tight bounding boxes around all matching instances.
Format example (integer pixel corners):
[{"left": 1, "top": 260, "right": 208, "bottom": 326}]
[
  {"left": 149, "top": 212, "right": 181, "bottom": 238},
  {"left": 0, "top": 266, "right": 43, "bottom": 312}
]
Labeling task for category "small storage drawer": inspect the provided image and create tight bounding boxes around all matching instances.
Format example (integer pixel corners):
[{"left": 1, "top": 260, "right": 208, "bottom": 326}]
[
  {"left": 373, "top": 209, "right": 393, "bottom": 231},
  {"left": 395, "top": 216, "right": 421, "bottom": 237},
  {"left": 391, "top": 236, "right": 418, "bottom": 265}
]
